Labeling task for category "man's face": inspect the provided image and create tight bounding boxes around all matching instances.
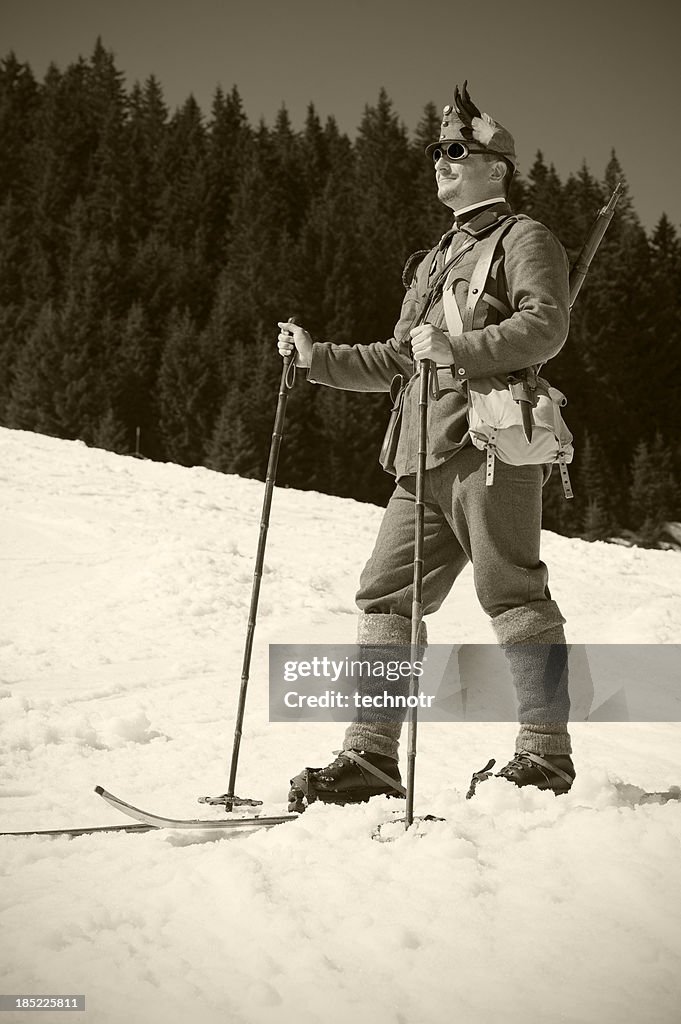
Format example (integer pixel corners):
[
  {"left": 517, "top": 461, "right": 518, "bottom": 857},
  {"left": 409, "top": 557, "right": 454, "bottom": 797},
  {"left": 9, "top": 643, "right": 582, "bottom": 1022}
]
[{"left": 435, "top": 150, "right": 502, "bottom": 211}]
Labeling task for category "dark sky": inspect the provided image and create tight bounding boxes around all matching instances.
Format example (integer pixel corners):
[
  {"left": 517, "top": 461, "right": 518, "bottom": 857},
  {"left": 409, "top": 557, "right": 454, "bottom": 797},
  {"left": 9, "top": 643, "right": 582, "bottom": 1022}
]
[{"left": 2, "top": 0, "right": 679, "bottom": 230}]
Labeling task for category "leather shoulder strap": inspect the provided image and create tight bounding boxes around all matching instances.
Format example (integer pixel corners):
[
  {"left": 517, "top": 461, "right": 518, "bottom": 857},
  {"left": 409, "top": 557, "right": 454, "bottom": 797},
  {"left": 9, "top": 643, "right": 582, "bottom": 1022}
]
[
  {"left": 462, "top": 217, "right": 518, "bottom": 332},
  {"left": 406, "top": 238, "right": 478, "bottom": 336}
]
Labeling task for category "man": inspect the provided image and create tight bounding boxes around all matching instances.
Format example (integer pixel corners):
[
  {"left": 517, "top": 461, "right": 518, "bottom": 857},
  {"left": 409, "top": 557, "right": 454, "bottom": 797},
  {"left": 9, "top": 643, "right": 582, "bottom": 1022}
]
[{"left": 277, "top": 83, "right": 575, "bottom": 811}]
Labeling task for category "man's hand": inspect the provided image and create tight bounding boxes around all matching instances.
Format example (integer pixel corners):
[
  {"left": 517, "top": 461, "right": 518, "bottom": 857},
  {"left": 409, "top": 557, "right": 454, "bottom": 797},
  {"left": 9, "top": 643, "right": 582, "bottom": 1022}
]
[
  {"left": 410, "top": 324, "right": 455, "bottom": 364},
  {"left": 277, "top": 321, "right": 313, "bottom": 368}
]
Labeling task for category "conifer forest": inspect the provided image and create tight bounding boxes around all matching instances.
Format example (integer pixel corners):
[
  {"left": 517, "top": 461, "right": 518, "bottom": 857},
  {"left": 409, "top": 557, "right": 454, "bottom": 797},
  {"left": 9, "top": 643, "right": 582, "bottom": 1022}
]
[{"left": 1, "top": 43, "right": 679, "bottom": 544}]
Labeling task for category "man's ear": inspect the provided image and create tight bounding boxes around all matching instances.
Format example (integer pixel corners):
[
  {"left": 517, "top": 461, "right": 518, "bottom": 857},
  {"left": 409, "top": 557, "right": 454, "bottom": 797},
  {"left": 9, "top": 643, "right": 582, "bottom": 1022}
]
[{"left": 489, "top": 159, "right": 507, "bottom": 186}]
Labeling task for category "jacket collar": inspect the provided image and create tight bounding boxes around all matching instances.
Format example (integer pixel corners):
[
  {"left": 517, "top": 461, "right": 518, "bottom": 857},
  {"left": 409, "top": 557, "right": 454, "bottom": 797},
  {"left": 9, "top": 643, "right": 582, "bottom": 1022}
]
[{"left": 457, "top": 201, "right": 513, "bottom": 237}]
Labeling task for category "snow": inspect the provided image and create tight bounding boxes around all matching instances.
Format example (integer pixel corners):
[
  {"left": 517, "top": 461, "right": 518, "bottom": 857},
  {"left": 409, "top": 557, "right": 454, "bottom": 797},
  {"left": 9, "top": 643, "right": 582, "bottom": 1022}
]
[{"left": 1, "top": 425, "right": 680, "bottom": 1024}]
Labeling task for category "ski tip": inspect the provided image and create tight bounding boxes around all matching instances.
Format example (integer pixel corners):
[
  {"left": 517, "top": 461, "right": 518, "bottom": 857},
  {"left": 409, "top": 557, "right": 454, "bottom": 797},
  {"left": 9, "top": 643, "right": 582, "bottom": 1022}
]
[{"left": 94, "top": 785, "right": 104, "bottom": 795}]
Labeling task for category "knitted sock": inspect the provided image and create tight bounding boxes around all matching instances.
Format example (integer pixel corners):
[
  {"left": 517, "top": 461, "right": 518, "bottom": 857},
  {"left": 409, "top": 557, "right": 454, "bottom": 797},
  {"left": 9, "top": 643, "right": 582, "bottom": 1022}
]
[
  {"left": 492, "top": 601, "right": 572, "bottom": 757},
  {"left": 342, "top": 612, "right": 426, "bottom": 759},
  {"left": 515, "top": 723, "right": 572, "bottom": 756}
]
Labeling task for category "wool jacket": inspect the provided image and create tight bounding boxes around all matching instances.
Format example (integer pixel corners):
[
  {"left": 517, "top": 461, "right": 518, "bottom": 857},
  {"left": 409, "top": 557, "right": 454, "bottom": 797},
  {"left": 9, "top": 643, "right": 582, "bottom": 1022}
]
[{"left": 307, "top": 202, "right": 570, "bottom": 478}]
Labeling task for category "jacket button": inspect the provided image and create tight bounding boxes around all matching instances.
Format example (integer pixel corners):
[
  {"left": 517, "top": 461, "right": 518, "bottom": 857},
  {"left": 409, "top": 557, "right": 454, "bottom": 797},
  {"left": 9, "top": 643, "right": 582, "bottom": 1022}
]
[
  {"left": 458, "top": 368, "right": 466, "bottom": 376},
  {"left": 472, "top": 287, "right": 478, "bottom": 294}
]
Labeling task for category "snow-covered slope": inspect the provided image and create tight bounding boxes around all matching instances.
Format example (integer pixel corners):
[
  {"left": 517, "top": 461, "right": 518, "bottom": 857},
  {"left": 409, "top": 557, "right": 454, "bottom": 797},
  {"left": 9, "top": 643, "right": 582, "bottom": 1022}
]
[{"left": 1, "top": 427, "right": 680, "bottom": 1024}]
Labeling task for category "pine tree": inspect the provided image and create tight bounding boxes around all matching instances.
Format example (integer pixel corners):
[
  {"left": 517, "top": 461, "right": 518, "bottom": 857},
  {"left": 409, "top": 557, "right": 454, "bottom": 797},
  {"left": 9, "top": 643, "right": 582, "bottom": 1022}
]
[
  {"left": 576, "top": 432, "right": 618, "bottom": 537},
  {"left": 203, "top": 84, "right": 251, "bottom": 272},
  {"left": 6, "top": 301, "right": 64, "bottom": 433},
  {"left": 84, "top": 40, "right": 130, "bottom": 250},
  {"left": 604, "top": 151, "right": 636, "bottom": 224},
  {"left": 157, "top": 308, "right": 222, "bottom": 465},
  {"left": 559, "top": 163, "right": 604, "bottom": 264},
  {"left": 299, "top": 103, "right": 332, "bottom": 210},
  {"left": 411, "top": 101, "right": 451, "bottom": 244},
  {"left": 0, "top": 301, "right": 27, "bottom": 416},
  {"left": 645, "top": 215, "right": 681, "bottom": 441},
  {"left": 0, "top": 52, "right": 40, "bottom": 194},
  {"left": 628, "top": 434, "right": 678, "bottom": 542},
  {"left": 24, "top": 61, "right": 74, "bottom": 303},
  {"left": 159, "top": 95, "right": 207, "bottom": 246},
  {"left": 271, "top": 104, "right": 308, "bottom": 241},
  {"left": 156, "top": 96, "right": 210, "bottom": 317},
  {"left": 0, "top": 195, "right": 29, "bottom": 311},
  {"left": 91, "top": 407, "right": 129, "bottom": 453},
  {"left": 110, "top": 302, "right": 162, "bottom": 457},
  {"left": 6, "top": 291, "right": 112, "bottom": 441},
  {"left": 219, "top": 118, "right": 303, "bottom": 335},
  {"left": 205, "top": 375, "right": 265, "bottom": 478},
  {"left": 0, "top": 52, "right": 40, "bottom": 323},
  {"left": 582, "top": 498, "right": 610, "bottom": 541},
  {"left": 353, "top": 89, "right": 415, "bottom": 339},
  {"left": 524, "top": 152, "right": 564, "bottom": 235},
  {"left": 125, "top": 77, "right": 169, "bottom": 243},
  {"left": 53, "top": 294, "right": 115, "bottom": 441}
]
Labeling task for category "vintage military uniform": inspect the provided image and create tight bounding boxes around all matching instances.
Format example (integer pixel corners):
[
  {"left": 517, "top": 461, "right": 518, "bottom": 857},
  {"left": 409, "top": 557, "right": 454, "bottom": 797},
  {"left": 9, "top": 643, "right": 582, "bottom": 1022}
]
[{"left": 288, "top": 84, "right": 575, "bottom": 813}]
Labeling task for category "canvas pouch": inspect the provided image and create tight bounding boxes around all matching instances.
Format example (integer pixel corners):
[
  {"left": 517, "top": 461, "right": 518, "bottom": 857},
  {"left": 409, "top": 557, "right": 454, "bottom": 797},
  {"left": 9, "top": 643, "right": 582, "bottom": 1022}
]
[
  {"left": 443, "top": 218, "right": 575, "bottom": 498},
  {"left": 466, "top": 375, "right": 574, "bottom": 496}
]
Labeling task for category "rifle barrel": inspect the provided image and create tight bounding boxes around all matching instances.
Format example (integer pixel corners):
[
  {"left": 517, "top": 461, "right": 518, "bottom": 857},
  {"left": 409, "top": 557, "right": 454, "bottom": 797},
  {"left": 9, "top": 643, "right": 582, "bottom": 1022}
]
[{"left": 569, "top": 182, "right": 623, "bottom": 308}]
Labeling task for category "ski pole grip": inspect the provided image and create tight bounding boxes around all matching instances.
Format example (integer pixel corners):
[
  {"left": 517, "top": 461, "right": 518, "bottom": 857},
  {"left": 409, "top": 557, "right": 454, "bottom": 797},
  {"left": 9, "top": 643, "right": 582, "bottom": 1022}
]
[{"left": 282, "top": 315, "right": 300, "bottom": 389}]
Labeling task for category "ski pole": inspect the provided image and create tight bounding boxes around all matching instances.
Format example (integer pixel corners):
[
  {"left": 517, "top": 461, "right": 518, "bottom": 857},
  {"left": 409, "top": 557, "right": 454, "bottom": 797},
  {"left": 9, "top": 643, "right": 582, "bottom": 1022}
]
[
  {"left": 224, "top": 318, "right": 298, "bottom": 811},
  {"left": 405, "top": 357, "right": 431, "bottom": 828}
]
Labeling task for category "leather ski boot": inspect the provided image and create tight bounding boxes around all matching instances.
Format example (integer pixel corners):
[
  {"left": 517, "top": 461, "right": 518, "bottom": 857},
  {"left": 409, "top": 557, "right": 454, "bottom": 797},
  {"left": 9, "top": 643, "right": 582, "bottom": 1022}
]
[
  {"left": 496, "top": 750, "right": 575, "bottom": 794},
  {"left": 288, "top": 749, "right": 406, "bottom": 813}
]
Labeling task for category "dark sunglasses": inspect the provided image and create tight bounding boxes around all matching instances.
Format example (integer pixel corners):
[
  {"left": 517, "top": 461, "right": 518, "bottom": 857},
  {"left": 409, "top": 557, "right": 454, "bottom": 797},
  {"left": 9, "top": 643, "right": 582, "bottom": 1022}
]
[{"left": 431, "top": 142, "right": 492, "bottom": 163}]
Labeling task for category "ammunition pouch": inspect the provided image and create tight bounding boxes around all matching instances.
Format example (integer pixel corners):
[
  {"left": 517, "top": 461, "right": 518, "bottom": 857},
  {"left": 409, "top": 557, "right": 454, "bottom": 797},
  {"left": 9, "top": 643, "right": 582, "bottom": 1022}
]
[{"left": 379, "top": 374, "right": 406, "bottom": 474}]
